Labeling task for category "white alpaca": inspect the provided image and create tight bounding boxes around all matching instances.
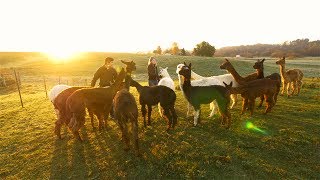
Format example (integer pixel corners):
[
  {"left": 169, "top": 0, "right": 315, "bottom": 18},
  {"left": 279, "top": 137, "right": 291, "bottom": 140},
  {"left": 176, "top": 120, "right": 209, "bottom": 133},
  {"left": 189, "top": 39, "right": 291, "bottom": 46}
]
[
  {"left": 176, "top": 64, "right": 238, "bottom": 117},
  {"left": 157, "top": 67, "right": 175, "bottom": 117},
  {"left": 49, "top": 84, "right": 71, "bottom": 117},
  {"left": 158, "top": 67, "right": 175, "bottom": 90}
]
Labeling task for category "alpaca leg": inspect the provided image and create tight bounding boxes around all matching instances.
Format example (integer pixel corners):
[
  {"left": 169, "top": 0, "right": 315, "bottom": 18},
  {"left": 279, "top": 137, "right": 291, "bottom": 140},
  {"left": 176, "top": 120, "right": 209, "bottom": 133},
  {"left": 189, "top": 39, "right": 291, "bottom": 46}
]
[
  {"left": 97, "top": 113, "right": 104, "bottom": 130},
  {"left": 71, "top": 114, "right": 85, "bottom": 141},
  {"left": 132, "top": 120, "right": 140, "bottom": 156},
  {"left": 264, "top": 96, "right": 274, "bottom": 114},
  {"left": 158, "top": 103, "right": 164, "bottom": 118},
  {"left": 258, "top": 95, "right": 264, "bottom": 108},
  {"left": 88, "top": 109, "right": 95, "bottom": 129},
  {"left": 54, "top": 120, "right": 63, "bottom": 139},
  {"left": 170, "top": 106, "right": 178, "bottom": 129},
  {"left": 147, "top": 105, "right": 152, "bottom": 126},
  {"left": 162, "top": 107, "right": 172, "bottom": 131},
  {"left": 187, "top": 103, "right": 193, "bottom": 117},
  {"left": 119, "top": 122, "right": 130, "bottom": 151},
  {"left": 193, "top": 109, "right": 200, "bottom": 126},
  {"left": 209, "top": 101, "right": 218, "bottom": 118},
  {"left": 141, "top": 104, "right": 147, "bottom": 127},
  {"left": 290, "top": 82, "right": 296, "bottom": 96},
  {"left": 248, "top": 98, "right": 255, "bottom": 116},
  {"left": 241, "top": 98, "right": 248, "bottom": 115},
  {"left": 230, "top": 94, "right": 237, "bottom": 109},
  {"left": 297, "top": 80, "right": 302, "bottom": 95},
  {"left": 280, "top": 82, "right": 286, "bottom": 95},
  {"left": 286, "top": 82, "right": 291, "bottom": 97}
]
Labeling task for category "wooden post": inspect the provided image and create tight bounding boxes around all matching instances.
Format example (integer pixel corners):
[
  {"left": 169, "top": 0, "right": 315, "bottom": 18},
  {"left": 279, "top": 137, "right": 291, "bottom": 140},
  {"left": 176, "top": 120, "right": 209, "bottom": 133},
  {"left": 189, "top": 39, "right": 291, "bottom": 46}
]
[
  {"left": 14, "top": 69, "right": 23, "bottom": 108},
  {"left": 17, "top": 71, "right": 21, "bottom": 86},
  {"left": 43, "top": 76, "right": 48, "bottom": 98}
]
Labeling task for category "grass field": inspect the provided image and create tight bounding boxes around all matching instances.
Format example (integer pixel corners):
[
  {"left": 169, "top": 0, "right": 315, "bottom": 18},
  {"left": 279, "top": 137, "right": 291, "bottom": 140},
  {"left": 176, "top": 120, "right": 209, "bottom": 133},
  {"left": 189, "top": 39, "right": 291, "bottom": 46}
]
[{"left": 0, "top": 52, "right": 320, "bottom": 179}]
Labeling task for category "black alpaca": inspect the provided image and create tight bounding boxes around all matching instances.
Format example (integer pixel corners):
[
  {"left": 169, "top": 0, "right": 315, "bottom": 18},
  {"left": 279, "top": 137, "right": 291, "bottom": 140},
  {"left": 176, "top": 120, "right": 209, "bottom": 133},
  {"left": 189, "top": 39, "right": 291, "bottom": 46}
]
[
  {"left": 178, "top": 62, "right": 231, "bottom": 128},
  {"left": 130, "top": 78, "right": 177, "bottom": 131}
]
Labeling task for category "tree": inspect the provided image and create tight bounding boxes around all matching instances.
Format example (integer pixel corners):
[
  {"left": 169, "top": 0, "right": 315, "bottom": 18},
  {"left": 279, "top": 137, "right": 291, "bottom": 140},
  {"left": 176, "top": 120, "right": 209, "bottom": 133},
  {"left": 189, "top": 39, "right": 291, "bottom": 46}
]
[
  {"left": 193, "top": 41, "right": 216, "bottom": 57},
  {"left": 171, "top": 42, "right": 180, "bottom": 55},
  {"left": 153, "top": 46, "right": 162, "bottom": 55},
  {"left": 180, "top": 48, "right": 187, "bottom": 56}
]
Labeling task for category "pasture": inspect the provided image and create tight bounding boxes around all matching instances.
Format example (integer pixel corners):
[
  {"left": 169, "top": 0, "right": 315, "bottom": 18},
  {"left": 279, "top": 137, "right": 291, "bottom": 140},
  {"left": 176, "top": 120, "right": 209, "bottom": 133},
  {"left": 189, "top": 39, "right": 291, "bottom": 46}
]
[{"left": 0, "top": 52, "right": 319, "bottom": 178}]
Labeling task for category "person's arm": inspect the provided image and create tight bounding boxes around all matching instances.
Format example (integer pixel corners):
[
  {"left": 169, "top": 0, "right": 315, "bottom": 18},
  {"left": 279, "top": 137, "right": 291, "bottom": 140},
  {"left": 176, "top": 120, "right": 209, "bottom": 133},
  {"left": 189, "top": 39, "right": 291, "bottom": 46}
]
[{"left": 91, "top": 68, "right": 101, "bottom": 87}]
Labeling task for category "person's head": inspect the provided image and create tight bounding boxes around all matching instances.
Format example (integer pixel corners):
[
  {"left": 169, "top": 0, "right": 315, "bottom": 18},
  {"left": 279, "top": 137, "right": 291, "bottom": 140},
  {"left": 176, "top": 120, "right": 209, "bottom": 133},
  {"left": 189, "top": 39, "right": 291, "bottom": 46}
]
[
  {"left": 148, "top": 56, "right": 157, "bottom": 66},
  {"left": 104, "top": 57, "right": 114, "bottom": 67}
]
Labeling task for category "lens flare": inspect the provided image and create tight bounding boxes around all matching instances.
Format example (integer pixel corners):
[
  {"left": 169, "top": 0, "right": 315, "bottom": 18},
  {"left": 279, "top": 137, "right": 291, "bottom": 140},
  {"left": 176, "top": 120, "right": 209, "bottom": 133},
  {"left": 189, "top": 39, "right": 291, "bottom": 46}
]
[{"left": 245, "top": 121, "right": 267, "bottom": 135}]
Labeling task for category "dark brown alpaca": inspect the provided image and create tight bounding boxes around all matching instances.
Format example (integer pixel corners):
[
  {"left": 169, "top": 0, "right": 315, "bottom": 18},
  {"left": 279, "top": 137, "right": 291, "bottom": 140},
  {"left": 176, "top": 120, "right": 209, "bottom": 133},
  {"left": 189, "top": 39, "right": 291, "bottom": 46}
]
[
  {"left": 53, "top": 86, "right": 94, "bottom": 139},
  {"left": 224, "top": 77, "right": 280, "bottom": 116},
  {"left": 113, "top": 60, "right": 140, "bottom": 156},
  {"left": 66, "top": 68, "right": 126, "bottom": 141}
]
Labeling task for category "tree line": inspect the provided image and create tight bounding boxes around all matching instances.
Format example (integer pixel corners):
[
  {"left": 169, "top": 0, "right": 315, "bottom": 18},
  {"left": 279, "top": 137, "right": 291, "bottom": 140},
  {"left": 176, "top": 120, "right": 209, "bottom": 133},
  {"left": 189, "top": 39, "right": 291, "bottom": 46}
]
[
  {"left": 153, "top": 38, "right": 320, "bottom": 58},
  {"left": 215, "top": 39, "right": 320, "bottom": 58}
]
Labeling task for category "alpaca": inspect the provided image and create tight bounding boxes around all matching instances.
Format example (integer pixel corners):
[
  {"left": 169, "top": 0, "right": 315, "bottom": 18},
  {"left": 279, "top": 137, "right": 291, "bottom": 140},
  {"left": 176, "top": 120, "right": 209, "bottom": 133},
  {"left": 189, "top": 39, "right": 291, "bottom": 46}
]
[
  {"left": 276, "top": 57, "right": 303, "bottom": 96},
  {"left": 252, "top": 59, "right": 281, "bottom": 107},
  {"left": 112, "top": 59, "right": 140, "bottom": 156},
  {"left": 158, "top": 67, "right": 175, "bottom": 117},
  {"left": 176, "top": 64, "right": 237, "bottom": 118},
  {"left": 49, "top": 84, "right": 71, "bottom": 118},
  {"left": 158, "top": 67, "right": 175, "bottom": 90},
  {"left": 130, "top": 77, "right": 177, "bottom": 131},
  {"left": 113, "top": 88, "right": 140, "bottom": 156},
  {"left": 224, "top": 77, "right": 280, "bottom": 115},
  {"left": 178, "top": 63, "right": 231, "bottom": 128},
  {"left": 66, "top": 68, "right": 126, "bottom": 141},
  {"left": 220, "top": 58, "right": 281, "bottom": 107},
  {"left": 53, "top": 86, "right": 95, "bottom": 139}
]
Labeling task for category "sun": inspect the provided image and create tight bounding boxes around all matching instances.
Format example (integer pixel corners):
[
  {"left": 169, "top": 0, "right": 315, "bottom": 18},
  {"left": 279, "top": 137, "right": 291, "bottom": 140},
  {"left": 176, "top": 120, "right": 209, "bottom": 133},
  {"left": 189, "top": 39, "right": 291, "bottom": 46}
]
[{"left": 43, "top": 49, "right": 79, "bottom": 63}]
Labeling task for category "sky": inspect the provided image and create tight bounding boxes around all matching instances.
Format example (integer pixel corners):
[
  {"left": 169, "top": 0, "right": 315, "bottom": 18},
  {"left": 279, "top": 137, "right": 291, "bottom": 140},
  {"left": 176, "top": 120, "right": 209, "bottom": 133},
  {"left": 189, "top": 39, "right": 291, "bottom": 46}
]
[{"left": 0, "top": 0, "right": 319, "bottom": 53}]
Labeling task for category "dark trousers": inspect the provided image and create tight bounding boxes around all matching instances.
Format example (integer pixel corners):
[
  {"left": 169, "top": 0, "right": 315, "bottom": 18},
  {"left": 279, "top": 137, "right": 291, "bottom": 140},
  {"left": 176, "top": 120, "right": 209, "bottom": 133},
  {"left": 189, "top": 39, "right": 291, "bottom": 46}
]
[{"left": 148, "top": 80, "right": 158, "bottom": 86}]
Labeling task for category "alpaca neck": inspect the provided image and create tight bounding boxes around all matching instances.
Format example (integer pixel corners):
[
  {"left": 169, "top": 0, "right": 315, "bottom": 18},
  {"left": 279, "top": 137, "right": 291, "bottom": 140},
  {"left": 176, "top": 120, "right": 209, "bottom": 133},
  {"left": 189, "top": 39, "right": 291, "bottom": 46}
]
[
  {"left": 182, "top": 77, "right": 191, "bottom": 100},
  {"left": 226, "top": 65, "right": 245, "bottom": 84},
  {"left": 131, "top": 80, "right": 143, "bottom": 94},
  {"left": 279, "top": 64, "right": 287, "bottom": 80},
  {"left": 124, "top": 73, "right": 131, "bottom": 90},
  {"left": 257, "top": 68, "right": 264, "bottom": 79}
]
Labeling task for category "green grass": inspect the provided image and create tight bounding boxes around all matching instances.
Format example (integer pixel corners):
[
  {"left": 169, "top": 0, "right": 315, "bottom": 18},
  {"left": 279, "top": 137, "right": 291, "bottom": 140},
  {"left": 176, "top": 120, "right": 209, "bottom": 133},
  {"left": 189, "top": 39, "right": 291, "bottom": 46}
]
[{"left": 0, "top": 52, "right": 320, "bottom": 178}]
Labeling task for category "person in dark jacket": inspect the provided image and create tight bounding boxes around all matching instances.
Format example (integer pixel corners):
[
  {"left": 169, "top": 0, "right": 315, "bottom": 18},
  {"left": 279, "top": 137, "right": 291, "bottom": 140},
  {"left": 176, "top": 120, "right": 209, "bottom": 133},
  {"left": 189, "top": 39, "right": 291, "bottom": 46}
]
[
  {"left": 91, "top": 57, "right": 118, "bottom": 119},
  {"left": 147, "top": 56, "right": 160, "bottom": 86},
  {"left": 91, "top": 57, "right": 118, "bottom": 87}
]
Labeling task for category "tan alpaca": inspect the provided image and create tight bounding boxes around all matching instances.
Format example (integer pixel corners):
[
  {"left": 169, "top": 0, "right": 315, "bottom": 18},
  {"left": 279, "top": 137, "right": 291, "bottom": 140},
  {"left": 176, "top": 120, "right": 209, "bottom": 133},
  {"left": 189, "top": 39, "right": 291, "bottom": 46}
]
[{"left": 276, "top": 57, "right": 303, "bottom": 96}]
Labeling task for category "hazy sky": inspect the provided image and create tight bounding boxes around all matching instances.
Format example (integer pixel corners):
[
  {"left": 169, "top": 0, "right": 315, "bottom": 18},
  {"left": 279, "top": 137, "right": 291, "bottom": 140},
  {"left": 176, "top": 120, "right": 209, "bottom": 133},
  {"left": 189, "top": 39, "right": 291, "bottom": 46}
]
[{"left": 0, "top": 0, "right": 319, "bottom": 53}]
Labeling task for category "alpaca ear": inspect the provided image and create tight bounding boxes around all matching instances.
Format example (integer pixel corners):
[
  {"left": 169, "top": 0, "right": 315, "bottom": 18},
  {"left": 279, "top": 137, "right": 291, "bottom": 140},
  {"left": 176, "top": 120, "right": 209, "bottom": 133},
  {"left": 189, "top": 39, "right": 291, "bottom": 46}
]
[
  {"left": 229, "top": 81, "right": 233, "bottom": 87},
  {"left": 189, "top": 63, "right": 192, "bottom": 68},
  {"left": 261, "top": 58, "right": 265, "bottom": 63},
  {"left": 225, "top": 58, "right": 229, "bottom": 62},
  {"left": 165, "top": 67, "right": 168, "bottom": 70},
  {"left": 223, "top": 81, "right": 227, "bottom": 87},
  {"left": 184, "top": 62, "right": 187, "bottom": 66},
  {"left": 282, "top": 56, "right": 286, "bottom": 60}
]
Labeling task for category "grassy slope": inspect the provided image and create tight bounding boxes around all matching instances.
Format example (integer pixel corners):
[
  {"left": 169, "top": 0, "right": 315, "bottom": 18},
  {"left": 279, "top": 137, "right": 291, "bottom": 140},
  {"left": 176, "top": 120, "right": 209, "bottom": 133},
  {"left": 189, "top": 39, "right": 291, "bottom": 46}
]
[{"left": 0, "top": 53, "right": 319, "bottom": 179}]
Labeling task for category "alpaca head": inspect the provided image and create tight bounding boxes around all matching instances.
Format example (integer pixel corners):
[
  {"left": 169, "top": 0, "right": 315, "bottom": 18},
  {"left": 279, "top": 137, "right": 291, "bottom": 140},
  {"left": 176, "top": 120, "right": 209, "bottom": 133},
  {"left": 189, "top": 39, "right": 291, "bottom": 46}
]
[
  {"left": 178, "top": 62, "right": 192, "bottom": 80},
  {"left": 253, "top": 58, "right": 265, "bottom": 70},
  {"left": 219, "top": 59, "right": 232, "bottom": 70},
  {"left": 176, "top": 64, "right": 185, "bottom": 74},
  {"left": 121, "top": 60, "right": 136, "bottom": 73},
  {"left": 112, "top": 68, "right": 126, "bottom": 90},
  {"left": 159, "top": 67, "right": 169, "bottom": 78},
  {"left": 276, "top": 57, "right": 286, "bottom": 66}
]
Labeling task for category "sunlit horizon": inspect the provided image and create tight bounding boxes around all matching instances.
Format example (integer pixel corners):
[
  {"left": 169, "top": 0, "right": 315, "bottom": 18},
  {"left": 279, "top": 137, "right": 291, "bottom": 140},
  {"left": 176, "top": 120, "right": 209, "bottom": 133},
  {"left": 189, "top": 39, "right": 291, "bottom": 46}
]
[{"left": 0, "top": 0, "right": 319, "bottom": 53}]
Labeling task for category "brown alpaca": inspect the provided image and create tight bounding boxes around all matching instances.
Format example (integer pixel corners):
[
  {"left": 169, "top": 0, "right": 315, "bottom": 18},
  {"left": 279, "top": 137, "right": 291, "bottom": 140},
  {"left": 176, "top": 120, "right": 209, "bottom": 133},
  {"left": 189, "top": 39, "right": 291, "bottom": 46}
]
[
  {"left": 220, "top": 58, "right": 281, "bottom": 107},
  {"left": 66, "top": 68, "right": 126, "bottom": 141},
  {"left": 113, "top": 60, "right": 140, "bottom": 156},
  {"left": 220, "top": 58, "right": 262, "bottom": 85},
  {"left": 53, "top": 86, "right": 94, "bottom": 139},
  {"left": 276, "top": 57, "right": 303, "bottom": 96},
  {"left": 224, "top": 78, "right": 280, "bottom": 115}
]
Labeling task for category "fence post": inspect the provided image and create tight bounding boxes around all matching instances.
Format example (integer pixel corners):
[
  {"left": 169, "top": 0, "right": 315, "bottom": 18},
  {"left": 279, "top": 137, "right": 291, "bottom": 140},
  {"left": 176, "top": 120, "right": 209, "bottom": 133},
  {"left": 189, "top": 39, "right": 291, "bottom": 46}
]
[
  {"left": 43, "top": 76, "right": 48, "bottom": 99},
  {"left": 17, "top": 71, "right": 21, "bottom": 86},
  {"left": 13, "top": 69, "right": 23, "bottom": 108}
]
